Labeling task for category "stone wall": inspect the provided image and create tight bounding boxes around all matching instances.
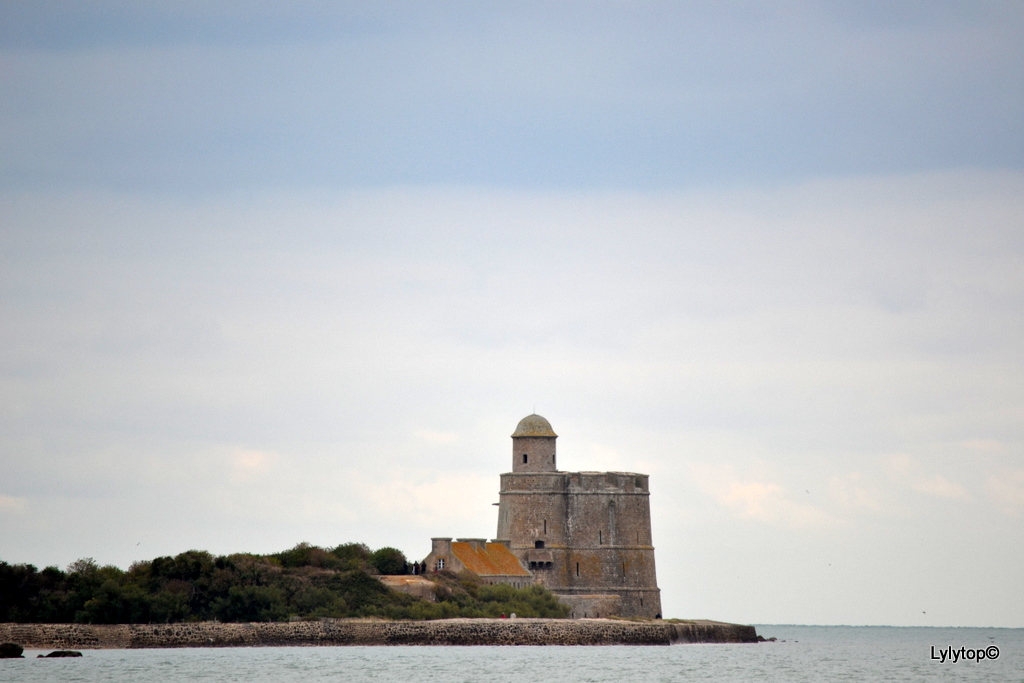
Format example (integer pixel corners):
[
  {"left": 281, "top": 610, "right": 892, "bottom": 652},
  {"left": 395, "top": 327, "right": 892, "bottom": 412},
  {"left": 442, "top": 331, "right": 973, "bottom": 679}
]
[
  {"left": 556, "top": 594, "right": 622, "bottom": 619},
  {"left": 0, "top": 619, "right": 757, "bottom": 648},
  {"left": 498, "top": 469, "right": 662, "bottom": 618},
  {"left": 666, "top": 621, "right": 761, "bottom": 644}
]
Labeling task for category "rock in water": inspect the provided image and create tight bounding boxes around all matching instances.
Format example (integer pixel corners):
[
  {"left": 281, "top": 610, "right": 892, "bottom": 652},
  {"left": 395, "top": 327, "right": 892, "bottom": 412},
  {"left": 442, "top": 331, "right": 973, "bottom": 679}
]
[
  {"left": 0, "top": 642, "right": 24, "bottom": 658},
  {"left": 39, "top": 650, "right": 83, "bottom": 658}
]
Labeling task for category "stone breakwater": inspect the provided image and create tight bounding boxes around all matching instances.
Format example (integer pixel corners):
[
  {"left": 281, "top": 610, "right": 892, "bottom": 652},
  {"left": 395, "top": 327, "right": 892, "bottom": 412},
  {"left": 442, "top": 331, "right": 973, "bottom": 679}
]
[{"left": 0, "top": 619, "right": 757, "bottom": 648}]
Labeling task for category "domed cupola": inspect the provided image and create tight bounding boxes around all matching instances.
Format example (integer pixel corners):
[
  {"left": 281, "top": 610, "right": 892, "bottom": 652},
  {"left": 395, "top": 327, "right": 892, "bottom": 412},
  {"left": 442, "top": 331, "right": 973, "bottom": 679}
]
[
  {"left": 511, "top": 414, "right": 557, "bottom": 472},
  {"left": 512, "top": 414, "right": 558, "bottom": 438}
]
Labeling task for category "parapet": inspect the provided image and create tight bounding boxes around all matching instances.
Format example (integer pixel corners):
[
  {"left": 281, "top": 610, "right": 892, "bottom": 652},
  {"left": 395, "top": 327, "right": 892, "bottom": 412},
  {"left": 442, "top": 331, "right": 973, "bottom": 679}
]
[{"left": 567, "top": 471, "right": 649, "bottom": 493}]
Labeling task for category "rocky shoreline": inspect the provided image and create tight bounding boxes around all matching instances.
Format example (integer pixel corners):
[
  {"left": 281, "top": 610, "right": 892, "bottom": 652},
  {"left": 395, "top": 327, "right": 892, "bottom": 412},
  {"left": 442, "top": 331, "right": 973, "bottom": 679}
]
[{"left": 0, "top": 619, "right": 757, "bottom": 648}]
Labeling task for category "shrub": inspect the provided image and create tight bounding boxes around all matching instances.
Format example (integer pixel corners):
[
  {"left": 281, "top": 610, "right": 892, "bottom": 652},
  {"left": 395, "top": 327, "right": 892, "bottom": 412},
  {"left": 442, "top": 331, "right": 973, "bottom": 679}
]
[{"left": 369, "top": 547, "right": 407, "bottom": 575}]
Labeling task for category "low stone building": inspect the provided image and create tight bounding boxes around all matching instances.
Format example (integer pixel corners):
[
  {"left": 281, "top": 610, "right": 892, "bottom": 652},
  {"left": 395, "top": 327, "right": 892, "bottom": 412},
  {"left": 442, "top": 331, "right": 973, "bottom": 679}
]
[{"left": 422, "top": 538, "right": 533, "bottom": 589}]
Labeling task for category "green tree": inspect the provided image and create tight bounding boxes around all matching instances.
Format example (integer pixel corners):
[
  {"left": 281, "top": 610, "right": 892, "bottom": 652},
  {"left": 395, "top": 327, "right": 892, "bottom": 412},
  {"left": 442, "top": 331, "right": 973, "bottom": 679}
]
[
  {"left": 211, "top": 585, "right": 287, "bottom": 622},
  {"left": 369, "top": 547, "right": 407, "bottom": 575}
]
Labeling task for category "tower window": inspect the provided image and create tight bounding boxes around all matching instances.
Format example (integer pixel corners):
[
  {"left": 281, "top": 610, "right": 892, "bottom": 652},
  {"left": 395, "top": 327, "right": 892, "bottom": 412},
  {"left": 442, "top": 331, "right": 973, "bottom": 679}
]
[
  {"left": 522, "top": 453, "right": 528, "bottom": 464},
  {"left": 543, "top": 519, "right": 547, "bottom": 534},
  {"left": 599, "top": 530, "right": 603, "bottom": 545},
  {"left": 535, "top": 540, "right": 545, "bottom": 549},
  {"left": 576, "top": 562, "right": 580, "bottom": 577}
]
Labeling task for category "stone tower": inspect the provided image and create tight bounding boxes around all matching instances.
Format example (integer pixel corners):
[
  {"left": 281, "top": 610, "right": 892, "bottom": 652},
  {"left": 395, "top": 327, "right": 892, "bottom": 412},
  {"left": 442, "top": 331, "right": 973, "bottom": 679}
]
[{"left": 496, "top": 414, "right": 662, "bottom": 618}]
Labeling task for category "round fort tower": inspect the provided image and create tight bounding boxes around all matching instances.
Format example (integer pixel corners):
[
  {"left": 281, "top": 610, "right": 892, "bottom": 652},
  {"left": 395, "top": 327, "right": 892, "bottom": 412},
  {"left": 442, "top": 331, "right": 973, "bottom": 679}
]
[
  {"left": 510, "top": 413, "right": 558, "bottom": 472},
  {"left": 496, "top": 414, "right": 662, "bottom": 619}
]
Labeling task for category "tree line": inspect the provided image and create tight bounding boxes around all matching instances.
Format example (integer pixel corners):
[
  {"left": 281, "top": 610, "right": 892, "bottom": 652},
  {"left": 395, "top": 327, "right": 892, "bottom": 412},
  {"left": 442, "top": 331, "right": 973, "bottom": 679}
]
[{"left": 0, "top": 542, "right": 568, "bottom": 623}]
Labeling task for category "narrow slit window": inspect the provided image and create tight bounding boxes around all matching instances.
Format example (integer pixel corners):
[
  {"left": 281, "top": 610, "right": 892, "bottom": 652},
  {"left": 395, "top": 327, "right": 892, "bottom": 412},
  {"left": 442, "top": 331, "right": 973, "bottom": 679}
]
[
  {"left": 576, "top": 562, "right": 579, "bottom": 577},
  {"left": 543, "top": 519, "right": 547, "bottom": 534},
  {"left": 522, "top": 453, "right": 528, "bottom": 464},
  {"left": 599, "top": 530, "right": 603, "bottom": 545}
]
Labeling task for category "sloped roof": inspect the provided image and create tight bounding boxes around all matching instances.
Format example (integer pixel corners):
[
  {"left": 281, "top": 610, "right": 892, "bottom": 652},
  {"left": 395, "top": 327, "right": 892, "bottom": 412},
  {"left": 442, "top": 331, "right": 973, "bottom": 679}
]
[{"left": 451, "top": 542, "right": 531, "bottom": 577}]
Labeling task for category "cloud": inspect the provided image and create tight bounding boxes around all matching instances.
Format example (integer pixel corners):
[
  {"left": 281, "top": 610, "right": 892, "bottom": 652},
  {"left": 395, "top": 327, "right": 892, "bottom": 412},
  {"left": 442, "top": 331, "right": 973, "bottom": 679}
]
[
  {"left": 228, "top": 448, "right": 277, "bottom": 483},
  {"left": 828, "top": 473, "right": 885, "bottom": 513},
  {"left": 960, "top": 439, "right": 1006, "bottom": 453},
  {"left": 357, "top": 472, "right": 497, "bottom": 532},
  {"left": 413, "top": 430, "right": 459, "bottom": 445},
  {"left": 987, "top": 469, "right": 1024, "bottom": 517},
  {"left": 884, "top": 454, "right": 916, "bottom": 478},
  {"left": 692, "top": 464, "right": 839, "bottom": 529},
  {"left": 912, "top": 474, "right": 970, "bottom": 500},
  {"left": 0, "top": 494, "right": 27, "bottom": 514},
  {"left": 884, "top": 455, "right": 972, "bottom": 502}
]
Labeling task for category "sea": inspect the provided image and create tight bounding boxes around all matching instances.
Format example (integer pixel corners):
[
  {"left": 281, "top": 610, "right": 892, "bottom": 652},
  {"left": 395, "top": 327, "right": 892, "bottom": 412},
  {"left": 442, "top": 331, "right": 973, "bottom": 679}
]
[{"left": 3, "top": 626, "right": 1021, "bottom": 682}]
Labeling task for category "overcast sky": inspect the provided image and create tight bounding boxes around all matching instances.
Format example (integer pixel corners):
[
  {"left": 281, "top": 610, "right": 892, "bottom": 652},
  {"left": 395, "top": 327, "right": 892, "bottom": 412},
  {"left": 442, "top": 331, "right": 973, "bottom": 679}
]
[{"left": 1, "top": 1, "right": 1022, "bottom": 628}]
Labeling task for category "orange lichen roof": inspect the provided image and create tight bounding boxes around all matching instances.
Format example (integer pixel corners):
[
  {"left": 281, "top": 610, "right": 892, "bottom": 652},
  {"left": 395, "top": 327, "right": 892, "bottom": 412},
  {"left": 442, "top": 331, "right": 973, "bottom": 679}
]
[
  {"left": 484, "top": 543, "right": 533, "bottom": 576},
  {"left": 451, "top": 542, "right": 531, "bottom": 577}
]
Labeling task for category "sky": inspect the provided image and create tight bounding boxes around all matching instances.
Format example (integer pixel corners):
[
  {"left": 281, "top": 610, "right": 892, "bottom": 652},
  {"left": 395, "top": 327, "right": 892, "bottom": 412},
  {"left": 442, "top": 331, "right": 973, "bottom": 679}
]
[{"left": 1, "top": 1, "right": 1023, "bottom": 628}]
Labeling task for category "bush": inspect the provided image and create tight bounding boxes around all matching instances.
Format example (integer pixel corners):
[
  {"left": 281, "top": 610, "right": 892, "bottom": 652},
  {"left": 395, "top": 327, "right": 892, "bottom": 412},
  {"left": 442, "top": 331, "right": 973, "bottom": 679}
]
[
  {"left": 369, "top": 547, "right": 407, "bottom": 575},
  {"left": 211, "top": 585, "right": 287, "bottom": 622}
]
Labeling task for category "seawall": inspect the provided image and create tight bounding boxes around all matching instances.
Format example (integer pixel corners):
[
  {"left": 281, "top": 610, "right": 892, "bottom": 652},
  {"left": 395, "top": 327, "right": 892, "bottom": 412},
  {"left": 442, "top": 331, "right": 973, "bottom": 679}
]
[{"left": 0, "top": 619, "right": 757, "bottom": 648}]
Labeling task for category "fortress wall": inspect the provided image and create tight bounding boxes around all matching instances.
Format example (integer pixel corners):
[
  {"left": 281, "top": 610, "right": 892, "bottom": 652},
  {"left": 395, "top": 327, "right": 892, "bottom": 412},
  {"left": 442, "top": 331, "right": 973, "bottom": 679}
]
[
  {"left": 497, "top": 475, "right": 569, "bottom": 549},
  {"left": 0, "top": 619, "right": 757, "bottom": 648},
  {"left": 560, "top": 547, "right": 656, "bottom": 589},
  {"left": 564, "top": 474, "right": 652, "bottom": 550},
  {"left": 614, "top": 588, "right": 662, "bottom": 618},
  {"left": 561, "top": 474, "right": 661, "bottom": 617},
  {"left": 498, "top": 468, "right": 662, "bottom": 619},
  {"left": 556, "top": 594, "right": 622, "bottom": 619}
]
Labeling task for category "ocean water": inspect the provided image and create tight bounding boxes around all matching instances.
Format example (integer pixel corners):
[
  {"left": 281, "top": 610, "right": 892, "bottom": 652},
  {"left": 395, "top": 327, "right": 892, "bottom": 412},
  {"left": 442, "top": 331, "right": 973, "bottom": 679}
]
[{"left": 3, "top": 626, "right": 1020, "bottom": 682}]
